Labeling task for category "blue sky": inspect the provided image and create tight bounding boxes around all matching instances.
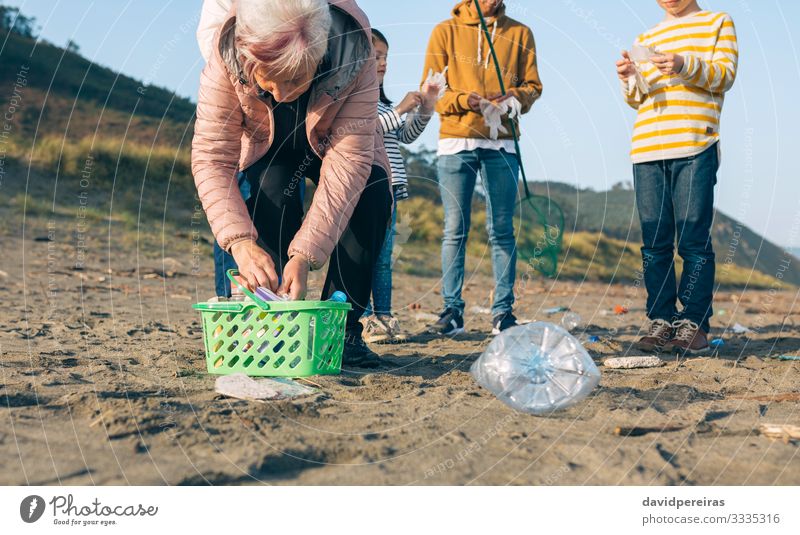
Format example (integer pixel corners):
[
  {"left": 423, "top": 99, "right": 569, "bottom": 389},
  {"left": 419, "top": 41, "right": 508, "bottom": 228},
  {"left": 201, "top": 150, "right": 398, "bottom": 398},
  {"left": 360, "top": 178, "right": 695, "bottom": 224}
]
[{"left": 5, "top": 0, "right": 800, "bottom": 249}]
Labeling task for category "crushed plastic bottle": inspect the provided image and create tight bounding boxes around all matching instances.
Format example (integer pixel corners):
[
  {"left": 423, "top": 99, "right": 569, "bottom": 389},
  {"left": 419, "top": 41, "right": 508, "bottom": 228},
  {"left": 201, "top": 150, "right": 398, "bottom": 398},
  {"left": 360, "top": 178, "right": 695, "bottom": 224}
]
[
  {"left": 560, "top": 311, "right": 581, "bottom": 332},
  {"left": 470, "top": 322, "right": 601, "bottom": 415}
]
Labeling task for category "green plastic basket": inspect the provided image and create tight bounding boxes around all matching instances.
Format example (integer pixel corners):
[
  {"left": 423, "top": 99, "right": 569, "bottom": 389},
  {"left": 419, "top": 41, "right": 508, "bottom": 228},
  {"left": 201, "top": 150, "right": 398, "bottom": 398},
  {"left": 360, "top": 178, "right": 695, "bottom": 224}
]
[{"left": 192, "top": 269, "right": 351, "bottom": 377}]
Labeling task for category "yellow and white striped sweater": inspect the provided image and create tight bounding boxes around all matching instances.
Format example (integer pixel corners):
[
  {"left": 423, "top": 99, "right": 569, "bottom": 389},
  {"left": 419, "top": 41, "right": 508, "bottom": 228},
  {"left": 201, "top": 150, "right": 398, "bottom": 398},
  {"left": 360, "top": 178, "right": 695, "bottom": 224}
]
[{"left": 623, "top": 11, "right": 738, "bottom": 163}]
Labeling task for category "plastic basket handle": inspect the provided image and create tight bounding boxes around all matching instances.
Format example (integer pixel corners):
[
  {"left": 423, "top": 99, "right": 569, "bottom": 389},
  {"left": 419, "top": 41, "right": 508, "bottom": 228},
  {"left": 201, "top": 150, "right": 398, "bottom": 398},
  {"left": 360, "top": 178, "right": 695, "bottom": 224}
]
[{"left": 226, "top": 269, "right": 271, "bottom": 310}]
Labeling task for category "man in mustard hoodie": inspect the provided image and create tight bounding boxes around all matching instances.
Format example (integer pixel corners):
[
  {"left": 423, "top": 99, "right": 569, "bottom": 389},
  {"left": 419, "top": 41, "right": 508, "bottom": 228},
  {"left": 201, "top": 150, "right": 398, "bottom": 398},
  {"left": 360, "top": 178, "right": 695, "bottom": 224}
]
[{"left": 422, "top": 0, "right": 542, "bottom": 335}]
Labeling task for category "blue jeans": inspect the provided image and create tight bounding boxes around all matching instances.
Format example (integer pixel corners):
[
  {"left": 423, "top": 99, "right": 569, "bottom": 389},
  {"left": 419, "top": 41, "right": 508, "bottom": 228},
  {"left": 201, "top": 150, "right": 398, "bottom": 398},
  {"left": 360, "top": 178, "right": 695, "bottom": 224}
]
[
  {"left": 214, "top": 172, "right": 250, "bottom": 297},
  {"left": 438, "top": 148, "right": 520, "bottom": 316},
  {"left": 364, "top": 200, "right": 397, "bottom": 317},
  {"left": 634, "top": 143, "right": 718, "bottom": 333}
]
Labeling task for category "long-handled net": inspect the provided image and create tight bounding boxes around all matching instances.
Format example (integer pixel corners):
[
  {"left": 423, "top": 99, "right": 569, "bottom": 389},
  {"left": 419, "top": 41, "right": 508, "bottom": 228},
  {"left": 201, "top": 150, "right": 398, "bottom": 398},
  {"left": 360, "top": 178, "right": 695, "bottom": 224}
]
[{"left": 475, "top": 2, "right": 564, "bottom": 277}]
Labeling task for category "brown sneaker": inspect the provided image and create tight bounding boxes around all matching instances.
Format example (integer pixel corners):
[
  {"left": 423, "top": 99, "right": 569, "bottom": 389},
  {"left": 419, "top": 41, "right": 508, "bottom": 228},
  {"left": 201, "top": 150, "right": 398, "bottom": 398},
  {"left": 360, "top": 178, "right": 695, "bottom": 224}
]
[
  {"left": 669, "top": 320, "right": 710, "bottom": 355},
  {"left": 634, "top": 319, "right": 674, "bottom": 353},
  {"left": 377, "top": 315, "right": 409, "bottom": 343},
  {"left": 362, "top": 315, "right": 392, "bottom": 344}
]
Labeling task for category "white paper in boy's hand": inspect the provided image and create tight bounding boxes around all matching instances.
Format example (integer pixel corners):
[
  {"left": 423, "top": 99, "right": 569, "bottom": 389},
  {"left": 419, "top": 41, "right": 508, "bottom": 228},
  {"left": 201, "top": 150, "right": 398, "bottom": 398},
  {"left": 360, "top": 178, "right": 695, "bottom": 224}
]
[
  {"left": 629, "top": 44, "right": 657, "bottom": 63},
  {"left": 479, "top": 96, "right": 521, "bottom": 140},
  {"left": 627, "top": 45, "right": 657, "bottom": 95},
  {"left": 423, "top": 67, "right": 448, "bottom": 100}
]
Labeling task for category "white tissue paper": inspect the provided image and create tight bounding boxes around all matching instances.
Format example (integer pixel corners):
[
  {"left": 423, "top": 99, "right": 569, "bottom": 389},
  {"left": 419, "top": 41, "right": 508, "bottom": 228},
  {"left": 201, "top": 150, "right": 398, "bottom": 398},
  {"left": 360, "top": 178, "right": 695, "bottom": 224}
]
[
  {"left": 422, "top": 67, "right": 448, "bottom": 101},
  {"left": 479, "top": 96, "right": 521, "bottom": 140},
  {"left": 629, "top": 44, "right": 657, "bottom": 63},
  {"left": 627, "top": 44, "right": 658, "bottom": 95}
]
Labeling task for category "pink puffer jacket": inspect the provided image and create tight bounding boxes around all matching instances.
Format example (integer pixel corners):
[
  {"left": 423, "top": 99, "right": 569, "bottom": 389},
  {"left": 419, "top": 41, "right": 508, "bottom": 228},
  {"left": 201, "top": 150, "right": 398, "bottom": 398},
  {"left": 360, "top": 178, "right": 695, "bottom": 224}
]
[{"left": 192, "top": 0, "right": 390, "bottom": 269}]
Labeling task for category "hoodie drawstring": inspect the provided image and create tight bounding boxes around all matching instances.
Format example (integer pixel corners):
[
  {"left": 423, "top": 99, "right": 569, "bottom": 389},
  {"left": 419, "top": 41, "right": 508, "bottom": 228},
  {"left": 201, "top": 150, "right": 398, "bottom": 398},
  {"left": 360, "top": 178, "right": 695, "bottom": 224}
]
[{"left": 476, "top": 20, "right": 498, "bottom": 69}]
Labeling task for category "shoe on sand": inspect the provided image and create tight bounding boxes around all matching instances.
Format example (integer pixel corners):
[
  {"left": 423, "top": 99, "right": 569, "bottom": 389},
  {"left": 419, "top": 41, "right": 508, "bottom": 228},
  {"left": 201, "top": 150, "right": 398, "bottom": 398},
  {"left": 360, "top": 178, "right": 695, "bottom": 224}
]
[
  {"left": 362, "top": 315, "right": 392, "bottom": 344},
  {"left": 427, "top": 308, "right": 464, "bottom": 336},
  {"left": 491, "top": 312, "right": 518, "bottom": 335},
  {"left": 377, "top": 315, "right": 409, "bottom": 343},
  {"left": 342, "top": 331, "right": 382, "bottom": 368},
  {"left": 634, "top": 319, "right": 674, "bottom": 353},
  {"left": 669, "top": 319, "right": 710, "bottom": 355}
]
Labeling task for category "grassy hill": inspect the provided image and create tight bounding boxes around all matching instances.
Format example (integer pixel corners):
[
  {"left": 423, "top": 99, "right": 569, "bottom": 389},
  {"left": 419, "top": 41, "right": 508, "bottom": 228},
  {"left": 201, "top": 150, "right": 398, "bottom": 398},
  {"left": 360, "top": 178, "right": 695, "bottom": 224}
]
[
  {"left": 1, "top": 15, "right": 794, "bottom": 290},
  {"left": 0, "top": 25, "right": 194, "bottom": 147},
  {"left": 1, "top": 20, "right": 198, "bottom": 261}
]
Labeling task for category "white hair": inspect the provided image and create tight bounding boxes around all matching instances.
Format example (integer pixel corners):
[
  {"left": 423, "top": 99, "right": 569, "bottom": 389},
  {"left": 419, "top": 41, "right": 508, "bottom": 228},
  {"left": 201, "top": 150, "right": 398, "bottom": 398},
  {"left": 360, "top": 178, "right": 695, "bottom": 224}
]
[{"left": 236, "top": 0, "right": 332, "bottom": 80}]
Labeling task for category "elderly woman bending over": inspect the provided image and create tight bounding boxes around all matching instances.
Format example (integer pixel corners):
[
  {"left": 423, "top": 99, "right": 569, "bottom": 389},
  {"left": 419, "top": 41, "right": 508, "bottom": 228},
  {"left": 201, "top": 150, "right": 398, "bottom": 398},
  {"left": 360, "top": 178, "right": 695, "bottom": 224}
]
[{"left": 192, "top": 0, "right": 392, "bottom": 368}]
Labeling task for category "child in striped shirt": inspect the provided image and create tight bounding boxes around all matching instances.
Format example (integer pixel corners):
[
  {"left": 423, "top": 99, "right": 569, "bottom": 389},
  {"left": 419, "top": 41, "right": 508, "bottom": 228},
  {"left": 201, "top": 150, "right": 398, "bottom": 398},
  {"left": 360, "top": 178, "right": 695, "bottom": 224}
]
[
  {"left": 617, "top": 0, "right": 738, "bottom": 355},
  {"left": 361, "top": 29, "right": 438, "bottom": 344}
]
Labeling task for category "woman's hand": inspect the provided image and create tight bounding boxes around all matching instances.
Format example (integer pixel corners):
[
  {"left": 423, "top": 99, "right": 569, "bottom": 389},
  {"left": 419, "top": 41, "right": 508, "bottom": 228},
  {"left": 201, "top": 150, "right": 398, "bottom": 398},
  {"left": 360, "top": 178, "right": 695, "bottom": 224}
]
[
  {"left": 230, "top": 239, "right": 279, "bottom": 291},
  {"left": 616, "top": 51, "right": 637, "bottom": 81},
  {"left": 395, "top": 91, "right": 423, "bottom": 115},
  {"left": 278, "top": 255, "right": 310, "bottom": 300},
  {"left": 651, "top": 52, "right": 684, "bottom": 75}
]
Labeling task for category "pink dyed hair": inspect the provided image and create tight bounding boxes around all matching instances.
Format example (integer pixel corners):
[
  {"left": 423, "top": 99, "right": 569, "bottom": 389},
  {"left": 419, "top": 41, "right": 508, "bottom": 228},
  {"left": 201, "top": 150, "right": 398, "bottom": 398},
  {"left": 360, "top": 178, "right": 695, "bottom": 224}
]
[{"left": 236, "top": 0, "right": 332, "bottom": 82}]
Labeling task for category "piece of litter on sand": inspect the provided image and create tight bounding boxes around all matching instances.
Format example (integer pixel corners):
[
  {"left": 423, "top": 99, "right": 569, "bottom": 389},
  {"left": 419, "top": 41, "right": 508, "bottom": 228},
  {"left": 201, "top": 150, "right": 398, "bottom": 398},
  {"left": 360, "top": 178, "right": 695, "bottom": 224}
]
[
  {"left": 214, "top": 374, "right": 317, "bottom": 402},
  {"left": 543, "top": 306, "right": 568, "bottom": 315},
  {"left": 710, "top": 338, "right": 724, "bottom": 348},
  {"left": 613, "top": 425, "right": 685, "bottom": 437},
  {"left": 471, "top": 322, "right": 600, "bottom": 414},
  {"left": 469, "top": 306, "right": 492, "bottom": 315},
  {"left": 603, "top": 356, "right": 664, "bottom": 369},
  {"left": 296, "top": 377, "right": 323, "bottom": 389},
  {"left": 732, "top": 322, "right": 751, "bottom": 334},
  {"left": 729, "top": 392, "right": 800, "bottom": 402},
  {"left": 613, "top": 305, "right": 629, "bottom": 315},
  {"left": 758, "top": 423, "right": 800, "bottom": 443},
  {"left": 765, "top": 354, "right": 800, "bottom": 362},
  {"left": 414, "top": 312, "right": 440, "bottom": 322}
]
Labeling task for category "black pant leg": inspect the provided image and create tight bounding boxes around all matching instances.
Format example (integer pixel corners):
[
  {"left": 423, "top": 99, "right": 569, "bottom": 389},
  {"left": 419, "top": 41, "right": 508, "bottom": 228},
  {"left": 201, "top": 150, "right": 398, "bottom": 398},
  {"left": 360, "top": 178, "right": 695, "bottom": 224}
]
[
  {"left": 242, "top": 158, "right": 309, "bottom": 275},
  {"left": 322, "top": 165, "right": 392, "bottom": 332}
]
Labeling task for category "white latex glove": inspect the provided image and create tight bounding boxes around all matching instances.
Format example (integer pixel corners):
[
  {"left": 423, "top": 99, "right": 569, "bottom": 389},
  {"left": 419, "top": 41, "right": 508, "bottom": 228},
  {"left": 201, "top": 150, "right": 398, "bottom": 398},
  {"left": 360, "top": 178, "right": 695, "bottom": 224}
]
[
  {"left": 479, "top": 96, "right": 522, "bottom": 140},
  {"left": 629, "top": 67, "right": 651, "bottom": 95},
  {"left": 422, "top": 67, "right": 448, "bottom": 101}
]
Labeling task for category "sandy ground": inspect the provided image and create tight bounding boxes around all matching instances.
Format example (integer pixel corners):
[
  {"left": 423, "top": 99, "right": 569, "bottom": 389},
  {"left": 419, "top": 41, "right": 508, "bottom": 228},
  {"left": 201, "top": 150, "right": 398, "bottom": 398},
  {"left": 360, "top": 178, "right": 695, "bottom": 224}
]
[{"left": 2, "top": 207, "right": 800, "bottom": 486}]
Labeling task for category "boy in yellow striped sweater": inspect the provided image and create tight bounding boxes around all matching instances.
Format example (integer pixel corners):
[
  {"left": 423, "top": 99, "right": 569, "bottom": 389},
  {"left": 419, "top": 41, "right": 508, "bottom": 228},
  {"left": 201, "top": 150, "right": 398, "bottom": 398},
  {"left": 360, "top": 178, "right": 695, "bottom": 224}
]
[{"left": 616, "top": 0, "right": 738, "bottom": 355}]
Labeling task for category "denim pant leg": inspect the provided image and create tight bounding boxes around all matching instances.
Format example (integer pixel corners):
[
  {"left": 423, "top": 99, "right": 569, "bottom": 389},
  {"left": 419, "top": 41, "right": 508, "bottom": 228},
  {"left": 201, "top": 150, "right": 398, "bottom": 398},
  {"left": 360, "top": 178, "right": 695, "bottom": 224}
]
[
  {"left": 673, "top": 144, "right": 718, "bottom": 332},
  {"left": 364, "top": 203, "right": 396, "bottom": 317},
  {"left": 213, "top": 242, "right": 238, "bottom": 297},
  {"left": 322, "top": 166, "right": 392, "bottom": 333},
  {"left": 634, "top": 160, "right": 679, "bottom": 323},
  {"left": 480, "top": 149, "right": 520, "bottom": 316},
  {"left": 212, "top": 172, "right": 250, "bottom": 297},
  {"left": 438, "top": 151, "right": 480, "bottom": 315}
]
